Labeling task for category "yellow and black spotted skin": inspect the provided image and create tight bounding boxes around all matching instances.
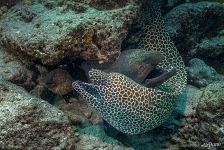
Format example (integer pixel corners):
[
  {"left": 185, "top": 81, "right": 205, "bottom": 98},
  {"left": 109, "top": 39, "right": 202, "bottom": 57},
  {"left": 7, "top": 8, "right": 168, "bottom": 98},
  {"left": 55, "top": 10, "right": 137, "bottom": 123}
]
[
  {"left": 73, "top": 69, "right": 177, "bottom": 134},
  {"left": 72, "top": 4, "right": 187, "bottom": 135},
  {"left": 138, "top": 6, "right": 187, "bottom": 95}
]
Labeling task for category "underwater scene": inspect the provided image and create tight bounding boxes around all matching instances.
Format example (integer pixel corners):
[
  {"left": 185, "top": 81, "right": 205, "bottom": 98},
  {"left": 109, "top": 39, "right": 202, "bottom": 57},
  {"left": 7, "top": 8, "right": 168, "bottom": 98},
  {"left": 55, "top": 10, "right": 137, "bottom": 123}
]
[{"left": 0, "top": 0, "right": 224, "bottom": 149}]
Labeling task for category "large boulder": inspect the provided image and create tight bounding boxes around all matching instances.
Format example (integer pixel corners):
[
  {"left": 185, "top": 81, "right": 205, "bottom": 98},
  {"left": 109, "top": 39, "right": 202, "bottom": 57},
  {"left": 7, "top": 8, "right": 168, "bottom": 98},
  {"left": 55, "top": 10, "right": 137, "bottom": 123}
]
[
  {"left": 175, "top": 85, "right": 202, "bottom": 116},
  {"left": 54, "top": 97, "right": 102, "bottom": 126},
  {"left": 77, "top": 124, "right": 135, "bottom": 150},
  {"left": 164, "top": 2, "right": 224, "bottom": 72},
  {"left": 0, "top": 78, "right": 78, "bottom": 149},
  {"left": 0, "top": 46, "right": 34, "bottom": 89},
  {"left": 197, "top": 81, "right": 224, "bottom": 144},
  {"left": 165, "top": 81, "right": 224, "bottom": 149},
  {"left": 187, "top": 58, "right": 224, "bottom": 87},
  {"left": 165, "top": 2, "right": 224, "bottom": 53},
  {"left": 189, "top": 31, "right": 224, "bottom": 59},
  {"left": 0, "top": 0, "right": 141, "bottom": 65}
]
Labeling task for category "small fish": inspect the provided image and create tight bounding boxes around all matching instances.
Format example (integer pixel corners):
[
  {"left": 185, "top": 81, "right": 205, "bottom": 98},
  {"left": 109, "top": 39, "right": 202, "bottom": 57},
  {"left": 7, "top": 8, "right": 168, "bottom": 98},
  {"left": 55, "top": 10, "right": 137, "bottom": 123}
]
[{"left": 44, "top": 68, "right": 73, "bottom": 103}]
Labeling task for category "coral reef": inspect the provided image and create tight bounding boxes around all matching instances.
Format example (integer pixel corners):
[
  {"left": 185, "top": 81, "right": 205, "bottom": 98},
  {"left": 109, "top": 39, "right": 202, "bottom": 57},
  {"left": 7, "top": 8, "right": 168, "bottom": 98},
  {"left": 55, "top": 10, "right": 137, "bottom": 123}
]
[
  {"left": 0, "top": 0, "right": 224, "bottom": 149},
  {"left": 187, "top": 58, "right": 224, "bottom": 87},
  {"left": 0, "top": 0, "right": 141, "bottom": 65},
  {"left": 190, "top": 31, "right": 224, "bottom": 59}
]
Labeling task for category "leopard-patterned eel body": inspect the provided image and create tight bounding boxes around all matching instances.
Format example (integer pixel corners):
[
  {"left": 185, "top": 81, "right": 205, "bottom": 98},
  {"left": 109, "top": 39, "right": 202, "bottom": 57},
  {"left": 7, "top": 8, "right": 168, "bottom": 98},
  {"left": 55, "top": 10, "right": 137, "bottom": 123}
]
[
  {"left": 72, "top": 4, "right": 187, "bottom": 135},
  {"left": 73, "top": 69, "right": 177, "bottom": 134},
  {"left": 139, "top": 5, "right": 187, "bottom": 95}
]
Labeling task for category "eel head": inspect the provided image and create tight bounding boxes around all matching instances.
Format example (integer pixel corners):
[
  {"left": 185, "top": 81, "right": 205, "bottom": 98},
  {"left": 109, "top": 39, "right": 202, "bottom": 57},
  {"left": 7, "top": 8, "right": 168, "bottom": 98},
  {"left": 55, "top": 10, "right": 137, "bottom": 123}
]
[{"left": 72, "top": 69, "right": 109, "bottom": 111}]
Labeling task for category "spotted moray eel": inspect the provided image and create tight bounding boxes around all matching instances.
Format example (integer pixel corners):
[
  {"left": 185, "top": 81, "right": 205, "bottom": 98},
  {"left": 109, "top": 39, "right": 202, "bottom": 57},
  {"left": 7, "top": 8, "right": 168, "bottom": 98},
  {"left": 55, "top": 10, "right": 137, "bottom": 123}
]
[{"left": 72, "top": 4, "right": 187, "bottom": 135}]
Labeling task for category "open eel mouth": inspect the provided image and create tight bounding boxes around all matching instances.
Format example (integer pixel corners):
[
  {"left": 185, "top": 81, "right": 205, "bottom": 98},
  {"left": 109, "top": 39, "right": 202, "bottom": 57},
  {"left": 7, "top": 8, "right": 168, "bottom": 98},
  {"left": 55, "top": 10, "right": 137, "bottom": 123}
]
[
  {"left": 143, "top": 66, "right": 177, "bottom": 87},
  {"left": 72, "top": 80, "right": 102, "bottom": 102}
]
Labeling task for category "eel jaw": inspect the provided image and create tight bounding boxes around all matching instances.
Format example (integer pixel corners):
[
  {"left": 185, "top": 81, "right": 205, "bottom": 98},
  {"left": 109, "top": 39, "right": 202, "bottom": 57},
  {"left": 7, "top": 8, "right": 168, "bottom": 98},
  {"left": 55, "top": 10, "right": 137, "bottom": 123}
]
[{"left": 72, "top": 80, "right": 102, "bottom": 109}]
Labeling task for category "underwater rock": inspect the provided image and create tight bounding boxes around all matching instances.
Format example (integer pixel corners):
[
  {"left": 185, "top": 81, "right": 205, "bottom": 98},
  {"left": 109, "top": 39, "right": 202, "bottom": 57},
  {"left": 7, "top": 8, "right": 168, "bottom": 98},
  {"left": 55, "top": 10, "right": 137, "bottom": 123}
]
[
  {"left": 0, "top": 46, "right": 35, "bottom": 89},
  {"left": 198, "top": 81, "right": 224, "bottom": 121},
  {"left": 77, "top": 124, "right": 134, "bottom": 150},
  {"left": 190, "top": 31, "right": 224, "bottom": 58},
  {"left": 166, "top": 81, "right": 224, "bottom": 149},
  {"left": 54, "top": 97, "right": 102, "bottom": 126},
  {"left": 29, "top": 65, "right": 50, "bottom": 99},
  {"left": 0, "top": 1, "right": 141, "bottom": 65},
  {"left": 0, "top": 0, "right": 17, "bottom": 7},
  {"left": 164, "top": 2, "right": 224, "bottom": 58},
  {"left": 197, "top": 81, "right": 224, "bottom": 145},
  {"left": 187, "top": 58, "right": 224, "bottom": 87},
  {"left": 0, "top": 79, "right": 78, "bottom": 149},
  {"left": 175, "top": 85, "right": 202, "bottom": 117},
  {"left": 0, "top": 6, "right": 8, "bottom": 17}
]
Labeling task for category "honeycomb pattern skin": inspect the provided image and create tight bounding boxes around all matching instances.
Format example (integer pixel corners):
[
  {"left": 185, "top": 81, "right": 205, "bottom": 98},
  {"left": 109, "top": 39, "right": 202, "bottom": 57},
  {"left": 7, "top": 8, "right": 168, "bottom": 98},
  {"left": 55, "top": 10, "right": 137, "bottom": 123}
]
[
  {"left": 139, "top": 7, "right": 187, "bottom": 95},
  {"left": 73, "top": 69, "right": 176, "bottom": 134},
  {"left": 72, "top": 5, "right": 187, "bottom": 135}
]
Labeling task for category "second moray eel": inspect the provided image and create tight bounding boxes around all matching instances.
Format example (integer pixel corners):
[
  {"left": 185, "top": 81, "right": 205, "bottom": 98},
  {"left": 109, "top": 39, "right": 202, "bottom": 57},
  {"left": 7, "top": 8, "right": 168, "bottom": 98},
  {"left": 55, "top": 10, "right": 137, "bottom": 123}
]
[{"left": 81, "top": 48, "right": 176, "bottom": 86}]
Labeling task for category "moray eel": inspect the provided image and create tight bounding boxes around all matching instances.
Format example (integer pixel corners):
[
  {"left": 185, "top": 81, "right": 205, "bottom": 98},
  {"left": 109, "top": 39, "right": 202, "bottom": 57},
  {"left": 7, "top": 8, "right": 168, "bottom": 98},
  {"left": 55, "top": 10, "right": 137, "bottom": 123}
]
[
  {"left": 105, "top": 49, "right": 163, "bottom": 84},
  {"left": 73, "top": 69, "right": 177, "bottom": 134},
  {"left": 72, "top": 3, "right": 187, "bottom": 134},
  {"left": 138, "top": 4, "right": 187, "bottom": 94},
  {"left": 82, "top": 48, "right": 176, "bottom": 86}
]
